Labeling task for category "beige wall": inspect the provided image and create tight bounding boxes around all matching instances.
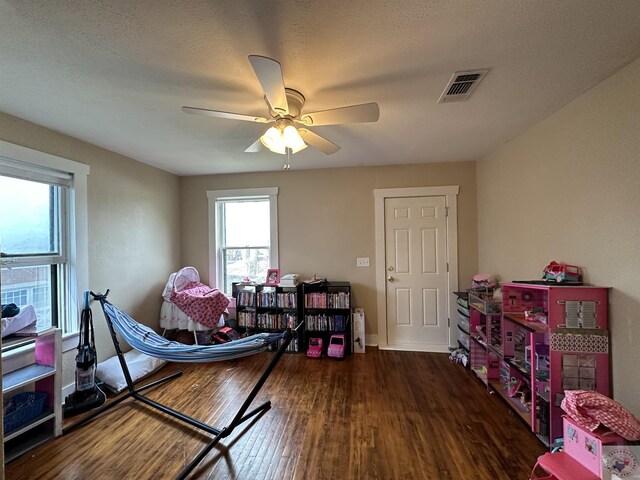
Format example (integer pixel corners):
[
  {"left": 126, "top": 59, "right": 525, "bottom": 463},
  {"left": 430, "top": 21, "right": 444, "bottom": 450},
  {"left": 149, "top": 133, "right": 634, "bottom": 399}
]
[
  {"left": 477, "top": 58, "right": 640, "bottom": 414},
  {"left": 180, "top": 162, "right": 478, "bottom": 340},
  {"left": 0, "top": 112, "right": 181, "bottom": 388}
]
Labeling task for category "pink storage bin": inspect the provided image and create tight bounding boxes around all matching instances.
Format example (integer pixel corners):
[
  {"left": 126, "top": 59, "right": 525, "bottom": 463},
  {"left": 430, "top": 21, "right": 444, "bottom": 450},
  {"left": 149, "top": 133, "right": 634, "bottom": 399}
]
[
  {"left": 563, "top": 416, "right": 625, "bottom": 477},
  {"left": 530, "top": 451, "right": 598, "bottom": 480}
]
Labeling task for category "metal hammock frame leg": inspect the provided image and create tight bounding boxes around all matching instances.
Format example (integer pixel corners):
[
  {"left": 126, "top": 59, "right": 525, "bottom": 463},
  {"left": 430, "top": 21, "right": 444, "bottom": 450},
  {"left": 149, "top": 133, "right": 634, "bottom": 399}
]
[{"left": 63, "top": 292, "right": 294, "bottom": 480}]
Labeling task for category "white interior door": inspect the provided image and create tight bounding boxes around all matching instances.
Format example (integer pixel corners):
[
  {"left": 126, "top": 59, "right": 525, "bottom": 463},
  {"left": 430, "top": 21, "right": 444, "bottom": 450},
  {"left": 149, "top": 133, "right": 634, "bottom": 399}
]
[{"left": 384, "top": 195, "right": 450, "bottom": 351}]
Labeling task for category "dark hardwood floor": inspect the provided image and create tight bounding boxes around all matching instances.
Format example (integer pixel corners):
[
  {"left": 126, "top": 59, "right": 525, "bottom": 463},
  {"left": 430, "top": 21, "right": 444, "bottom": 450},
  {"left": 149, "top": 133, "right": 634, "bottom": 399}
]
[{"left": 5, "top": 349, "right": 545, "bottom": 479}]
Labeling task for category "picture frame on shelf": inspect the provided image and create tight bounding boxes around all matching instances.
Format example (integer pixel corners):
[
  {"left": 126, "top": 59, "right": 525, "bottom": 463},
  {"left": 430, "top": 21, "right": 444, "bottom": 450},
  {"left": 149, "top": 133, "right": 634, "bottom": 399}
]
[{"left": 265, "top": 268, "right": 280, "bottom": 286}]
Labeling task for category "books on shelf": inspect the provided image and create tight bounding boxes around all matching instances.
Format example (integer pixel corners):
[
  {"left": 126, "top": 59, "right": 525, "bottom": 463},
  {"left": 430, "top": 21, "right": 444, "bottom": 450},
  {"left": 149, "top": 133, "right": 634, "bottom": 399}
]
[
  {"left": 328, "top": 292, "right": 350, "bottom": 309},
  {"left": 305, "top": 313, "right": 348, "bottom": 332},
  {"left": 277, "top": 291, "right": 298, "bottom": 308},
  {"left": 237, "top": 311, "right": 256, "bottom": 328},
  {"left": 257, "top": 291, "right": 276, "bottom": 307},
  {"left": 269, "top": 336, "right": 300, "bottom": 353},
  {"left": 236, "top": 290, "right": 256, "bottom": 307},
  {"left": 256, "top": 312, "right": 298, "bottom": 330},
  {"left": 304, "top": 291, "right": 350, "bottom": 308}
]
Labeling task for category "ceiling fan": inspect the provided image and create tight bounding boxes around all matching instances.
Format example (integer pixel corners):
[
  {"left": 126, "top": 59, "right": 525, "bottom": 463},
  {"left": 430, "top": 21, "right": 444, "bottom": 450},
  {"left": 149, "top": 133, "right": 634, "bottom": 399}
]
[{"left": 182, "top": 55, "right": 380, "bottom": 157}]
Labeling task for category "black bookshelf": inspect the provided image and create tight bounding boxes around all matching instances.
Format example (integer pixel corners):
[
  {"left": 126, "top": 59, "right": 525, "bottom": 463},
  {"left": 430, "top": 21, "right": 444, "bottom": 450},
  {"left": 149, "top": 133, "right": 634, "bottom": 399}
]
[
  {"left": 303, "top": 281, "right": 351, "bottom": 356},
  {"left": 232, "top": 282, "right": 303, "bottom": 353}
]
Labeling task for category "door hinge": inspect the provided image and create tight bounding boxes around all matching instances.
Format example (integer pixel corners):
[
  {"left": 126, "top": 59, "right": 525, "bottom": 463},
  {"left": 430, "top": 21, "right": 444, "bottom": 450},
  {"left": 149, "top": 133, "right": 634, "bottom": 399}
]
[
  {"left": 445, "top": 206, "right": 449, "bottom": 217},
  {"left": 446, "top": 262, "right": 449, "bottom": 272},
  {"left": 448, "top": 318, "right": 451, "bottom": 327}
]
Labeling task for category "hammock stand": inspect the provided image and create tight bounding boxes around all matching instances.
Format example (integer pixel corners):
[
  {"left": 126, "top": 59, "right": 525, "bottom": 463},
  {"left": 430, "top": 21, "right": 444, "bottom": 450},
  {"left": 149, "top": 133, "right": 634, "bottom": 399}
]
[{"left": 64, "top": 290, "right": 296, "bottom": 480}]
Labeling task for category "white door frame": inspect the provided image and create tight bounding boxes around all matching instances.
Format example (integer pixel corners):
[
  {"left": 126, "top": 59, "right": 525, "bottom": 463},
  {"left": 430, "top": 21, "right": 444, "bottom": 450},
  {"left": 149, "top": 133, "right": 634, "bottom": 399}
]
[{"left": 374, "top": 186, "right": 459, "bottom": 350}]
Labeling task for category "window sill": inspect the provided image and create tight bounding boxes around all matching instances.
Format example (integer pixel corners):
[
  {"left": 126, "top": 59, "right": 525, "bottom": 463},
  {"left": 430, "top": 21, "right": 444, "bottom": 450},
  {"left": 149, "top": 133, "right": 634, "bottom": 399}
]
[
  {"left": 2, "top": 339, "right": 36, "bottom": 360},
  {"left": 62, "top": 331, "right": 79, "bottom": 353},
  {"left": 2, "top": 331, "right": 77, "bottom": 373},
  {"left": 2, "top": 338, "right": 38, "bottom": 375},
  {"left": 2, "top": 332, "right": 82, "bottom": 360}
]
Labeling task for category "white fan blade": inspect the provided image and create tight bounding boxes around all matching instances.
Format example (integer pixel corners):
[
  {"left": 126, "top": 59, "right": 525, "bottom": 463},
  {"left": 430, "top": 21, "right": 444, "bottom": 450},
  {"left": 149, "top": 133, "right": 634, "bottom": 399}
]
[
  {"left": 299, "top": 102, "right": 379, "bottom": 126},
  {"left": 182, "top": 106, "right": 269, "bottom": 123},
  {"left": 298, "top": 128, "right": 341, "bottom": 155},
  {"left": 244, "top": 138, "right": 264, "bottom": 153},
  {"left": 248, "top": 55, "right": 289, "bottom": 115}
]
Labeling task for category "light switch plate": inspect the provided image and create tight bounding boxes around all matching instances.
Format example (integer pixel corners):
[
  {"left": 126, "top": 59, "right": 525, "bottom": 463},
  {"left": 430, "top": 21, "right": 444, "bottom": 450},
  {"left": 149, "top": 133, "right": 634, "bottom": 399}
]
[{"left": 356, "top": 257, "right": 370, "bottom": 267}]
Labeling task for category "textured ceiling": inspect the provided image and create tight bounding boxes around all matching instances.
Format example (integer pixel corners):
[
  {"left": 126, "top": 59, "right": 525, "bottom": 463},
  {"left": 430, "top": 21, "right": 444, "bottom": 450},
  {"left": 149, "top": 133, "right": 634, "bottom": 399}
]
[{"left": 1, "top": 1, "right": 640, "bottom": 176}]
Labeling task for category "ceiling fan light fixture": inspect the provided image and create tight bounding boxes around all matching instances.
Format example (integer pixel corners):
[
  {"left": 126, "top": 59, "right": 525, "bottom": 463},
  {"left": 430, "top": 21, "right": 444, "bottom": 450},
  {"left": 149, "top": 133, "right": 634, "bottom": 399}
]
[
  {"left": 260, "top": 126, "right": 286, "bottom": 154},
  {"left": 283, "top": 125, "right": 306, "bottom": 152},
  {"left": 260, "top": 121, "right": 307, "bottom": 155}
]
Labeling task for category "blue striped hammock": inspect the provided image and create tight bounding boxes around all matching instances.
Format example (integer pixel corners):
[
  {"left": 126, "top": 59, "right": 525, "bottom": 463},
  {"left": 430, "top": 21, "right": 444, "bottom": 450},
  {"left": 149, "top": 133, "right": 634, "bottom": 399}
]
[{"left": 103, "top": 302, "right": 284, "bottom": 363}]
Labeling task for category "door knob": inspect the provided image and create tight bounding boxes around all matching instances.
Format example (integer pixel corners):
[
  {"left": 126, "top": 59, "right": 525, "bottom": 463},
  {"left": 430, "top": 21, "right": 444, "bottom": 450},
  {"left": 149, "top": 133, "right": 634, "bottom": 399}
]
[{"left": 387, "top": 276, "right": 394, "bottom": 282}]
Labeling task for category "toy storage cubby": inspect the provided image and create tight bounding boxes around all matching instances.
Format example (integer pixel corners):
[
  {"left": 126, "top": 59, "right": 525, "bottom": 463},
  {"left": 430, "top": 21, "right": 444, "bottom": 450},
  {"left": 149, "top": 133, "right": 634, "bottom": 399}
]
[
  {"left": 469, "top": 290, "right": 502, "bottom": 384},
  {"left": 233, "top": 282, "right": 257, "bottom": 330},
  {"left": 302, "top": 281, "right": 351, "bottom": 357},
  {"left": 493, "top": 316, "right": 548, "bottom": 430},
  {"left": 485, "top": 282, "right": 610, "bottom": 448},
  {"left": 272, "top": 284, "right": 303, "bottom": 352},
  {"left": 232, "top": 282, "right": 303, "bottom": 352},
  {"left": 454, "top": 292, "right": 471, "bottom": 358},
  {"left": 2, "top": 328, "right": 62, "bottom": 462}
]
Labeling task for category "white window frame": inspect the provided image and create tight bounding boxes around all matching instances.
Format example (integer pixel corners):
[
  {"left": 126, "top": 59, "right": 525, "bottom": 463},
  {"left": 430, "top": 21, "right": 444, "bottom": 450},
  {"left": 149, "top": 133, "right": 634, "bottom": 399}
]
[
  {"left": 207, "top": 188, "right": 279, "bottom": 293},
  {"left": 0, "top": 140, "right": 89, "bottom": 352}
]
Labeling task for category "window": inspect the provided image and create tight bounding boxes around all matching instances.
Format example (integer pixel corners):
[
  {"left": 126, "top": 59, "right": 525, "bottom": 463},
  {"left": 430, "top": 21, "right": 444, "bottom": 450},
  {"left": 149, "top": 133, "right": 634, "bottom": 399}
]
[
  {"left": 0, "top": 141, "right": 89, "bottom": 339},
  {"left": 0, "top": 176, "right": 63, "bottom": 329},
  {"left": 207, "top": 188, "right": 278, "bottom": 295}
]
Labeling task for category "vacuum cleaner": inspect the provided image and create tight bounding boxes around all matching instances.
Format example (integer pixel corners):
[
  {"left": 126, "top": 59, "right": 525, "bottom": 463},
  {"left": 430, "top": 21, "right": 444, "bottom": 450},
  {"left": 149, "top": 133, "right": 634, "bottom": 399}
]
[{"left": 63, "top": 292, "right": 106, "bottom": 418}]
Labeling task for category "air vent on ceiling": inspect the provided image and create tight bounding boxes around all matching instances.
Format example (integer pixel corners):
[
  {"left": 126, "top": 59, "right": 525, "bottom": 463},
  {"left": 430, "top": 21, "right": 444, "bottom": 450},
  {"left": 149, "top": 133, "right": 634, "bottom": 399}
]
[{"left": 437, "top": 69, "right": 489, "bottom": 103}]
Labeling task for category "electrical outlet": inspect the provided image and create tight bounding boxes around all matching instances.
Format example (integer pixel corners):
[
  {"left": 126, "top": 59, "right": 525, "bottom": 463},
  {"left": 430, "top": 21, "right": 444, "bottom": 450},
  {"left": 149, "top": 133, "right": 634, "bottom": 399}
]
[{"left": 356, "top": 257, "right": 370, "bottom": 267}]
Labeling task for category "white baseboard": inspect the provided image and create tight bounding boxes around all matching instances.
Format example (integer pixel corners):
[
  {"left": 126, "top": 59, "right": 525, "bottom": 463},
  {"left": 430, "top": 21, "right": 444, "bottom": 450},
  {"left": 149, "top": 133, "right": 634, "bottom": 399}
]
[
  {"left": 365, "top": 334, "right": 378, "bottom": 346},
  {"left": 378, "top": 343, "right": 450, "bottom": 353},
  {"left": 62, "top": 382, "right": 76, "bottom": 402}
]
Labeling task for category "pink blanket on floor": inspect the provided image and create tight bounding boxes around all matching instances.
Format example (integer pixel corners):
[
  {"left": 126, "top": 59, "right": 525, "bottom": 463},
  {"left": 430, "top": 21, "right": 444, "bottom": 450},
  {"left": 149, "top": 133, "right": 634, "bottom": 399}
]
[{"left": 169, "top": 281, "right": 229, "bottom": 329}]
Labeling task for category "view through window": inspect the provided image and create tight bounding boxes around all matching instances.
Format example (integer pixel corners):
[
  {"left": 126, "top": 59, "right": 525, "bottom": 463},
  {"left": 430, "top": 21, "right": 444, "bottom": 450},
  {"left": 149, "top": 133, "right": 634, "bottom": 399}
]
[
  {"left": 0, "top": 144, "right": 88, "bottom": 341},
  {"left": 0, "top": 175, "right": 64, "bottom": 330},
  {"left": 220, "top": 199, "right": 270, "bottom": 293}
]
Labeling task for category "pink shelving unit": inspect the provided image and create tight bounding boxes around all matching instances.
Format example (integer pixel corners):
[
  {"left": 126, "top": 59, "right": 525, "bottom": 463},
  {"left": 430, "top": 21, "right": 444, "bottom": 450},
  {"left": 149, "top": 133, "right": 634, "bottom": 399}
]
[{"left": 469, "top": 283, "right": 610, "bottom": 447}]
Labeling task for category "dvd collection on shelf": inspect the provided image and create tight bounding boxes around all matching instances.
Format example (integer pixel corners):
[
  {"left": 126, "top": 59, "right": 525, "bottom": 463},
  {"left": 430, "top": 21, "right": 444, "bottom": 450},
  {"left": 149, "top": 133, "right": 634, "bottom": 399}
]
[
  {"left": 233, "top": 281, "right": 303, "bottom": 352},
  {"left": 237, "top": 311, "right": 256, "bottom": 328},
  {"left": 276, "top": 291, "right": 298, "bottom": 308},
  {"left": 256, "top": 290, "right": 276, "bottom": 307},
  {"left": 304, "top": 313, "right": 348, "bottom": 332},
  {"left": 233, "top": 280, "right": 352, "bottom": 355},
  {"left": 236, "top": 290, "right": 256, "bottom": 307},
  {"left": 271, "top": 336, "right": 300, "bottom": 353},
  {"left": 256, "top": 312, "right": 298, "bottom": 330},
  {"left": 304, "top": 292, "right": 350, "bottom": 309}
]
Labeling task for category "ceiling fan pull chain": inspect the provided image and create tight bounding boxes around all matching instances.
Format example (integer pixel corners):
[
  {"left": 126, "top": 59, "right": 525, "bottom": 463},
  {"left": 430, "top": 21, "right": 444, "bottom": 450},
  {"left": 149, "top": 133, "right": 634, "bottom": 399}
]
[{"left": 283, "top": 148, "right": 291, "bottom": 170}]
